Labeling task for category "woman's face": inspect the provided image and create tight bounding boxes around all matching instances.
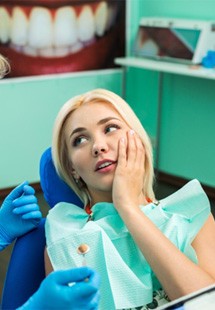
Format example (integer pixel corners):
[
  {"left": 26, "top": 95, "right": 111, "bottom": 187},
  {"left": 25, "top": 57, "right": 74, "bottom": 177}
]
[{"left": 64, "top": 101, "right": 131, "bottom": 203}]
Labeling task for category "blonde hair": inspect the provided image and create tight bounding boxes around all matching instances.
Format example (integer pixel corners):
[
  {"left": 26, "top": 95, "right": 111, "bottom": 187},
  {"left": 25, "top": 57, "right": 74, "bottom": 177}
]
[
  {"left": 52, "top": 88, "right": 155, "bottom": 206},
  {"left": 0, "top": 54, "right": 10, "bottom": 78}
]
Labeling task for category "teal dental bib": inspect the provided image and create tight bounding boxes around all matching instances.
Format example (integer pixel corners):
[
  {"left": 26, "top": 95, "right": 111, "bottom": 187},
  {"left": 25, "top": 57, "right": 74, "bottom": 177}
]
[{"left": 45, "top": 179, "right": 210, "bottom": 310}]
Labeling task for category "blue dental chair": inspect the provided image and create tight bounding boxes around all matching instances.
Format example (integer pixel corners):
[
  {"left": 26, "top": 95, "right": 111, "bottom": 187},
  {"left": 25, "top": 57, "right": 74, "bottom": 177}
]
[{"left": 1, "top": 147, "right": 83, "bottom": 309}]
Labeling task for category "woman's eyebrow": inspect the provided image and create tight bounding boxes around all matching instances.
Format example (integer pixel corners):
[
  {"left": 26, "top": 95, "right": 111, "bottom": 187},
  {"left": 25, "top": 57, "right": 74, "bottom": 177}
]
[
  {"left": 70, "top": 127, "right": 86, "bottom": 137},
  {"left": 97, "top": 117, "right": 121, "bottom": 125},
  {"left": 70, "top": 117, "right": 121, "bottom": 137}
]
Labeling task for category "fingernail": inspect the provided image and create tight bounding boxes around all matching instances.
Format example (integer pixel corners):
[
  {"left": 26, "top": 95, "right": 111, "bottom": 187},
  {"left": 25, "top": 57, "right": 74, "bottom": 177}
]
[{"left": 130, "top": 129, "right": 135, "bottom": 135}]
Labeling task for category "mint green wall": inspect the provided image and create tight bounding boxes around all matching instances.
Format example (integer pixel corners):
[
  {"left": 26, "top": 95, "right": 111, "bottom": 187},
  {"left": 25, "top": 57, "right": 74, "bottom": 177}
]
[
  {"left": 141, "top": 0, "right": 215, "bottom": 20},
  {"left": 160, "top": 74, "right": 215, "bottom": 186},
  {"left": 1, "top": 0, "right": 215, "bottom": 189},
  {"left": 125, "top": 0, "right": 215, "bottom": 187}
]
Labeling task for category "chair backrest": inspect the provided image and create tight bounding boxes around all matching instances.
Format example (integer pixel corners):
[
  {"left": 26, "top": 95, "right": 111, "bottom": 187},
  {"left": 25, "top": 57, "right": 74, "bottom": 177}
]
[
  {"left": 1, "top": 219, "right": 46, "bottom": 309},
  {"left": 39, "top": 147, "right": 83, "bottom": 209},
  {"left": 1, "top": 147, "right": 83, "bottom": 309}
]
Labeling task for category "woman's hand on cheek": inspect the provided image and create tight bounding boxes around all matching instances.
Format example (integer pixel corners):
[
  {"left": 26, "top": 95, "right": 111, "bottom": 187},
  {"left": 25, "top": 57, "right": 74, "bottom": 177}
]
[{"left": 112, "top": 130, "right": 145, "bottom": 211}]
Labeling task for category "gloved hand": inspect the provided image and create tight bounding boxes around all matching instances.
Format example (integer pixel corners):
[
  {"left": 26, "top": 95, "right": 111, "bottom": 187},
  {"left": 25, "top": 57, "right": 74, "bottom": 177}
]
[
  {"left": 0, "top": 181, "right": 42, "bottom": 250},
  {"left": 19, "top": 267, "right": 100, "bottom": 310}
]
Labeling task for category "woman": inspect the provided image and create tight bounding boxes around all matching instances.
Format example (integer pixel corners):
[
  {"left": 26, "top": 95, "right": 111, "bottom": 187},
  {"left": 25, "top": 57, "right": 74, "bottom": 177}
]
[{"left": 45, "top": 88, "right": 215, "bottom": 309}]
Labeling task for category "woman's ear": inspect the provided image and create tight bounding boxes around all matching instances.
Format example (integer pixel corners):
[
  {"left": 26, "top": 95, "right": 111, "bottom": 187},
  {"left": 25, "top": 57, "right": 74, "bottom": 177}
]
[
  {"left": 71, "top": 169, "right": 85, "bottom": 188},
  {"left": 71, "top": 169, "right": 80, "bottom": 182}
]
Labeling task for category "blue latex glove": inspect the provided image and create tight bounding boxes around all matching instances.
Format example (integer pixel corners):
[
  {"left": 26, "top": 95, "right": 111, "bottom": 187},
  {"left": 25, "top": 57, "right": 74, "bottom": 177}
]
[
  {"left": 0, "top": 181, "right": 42, "bottom": 250},
  {"left": 19, "top": 267, "right": 100, "bottom": 310}
]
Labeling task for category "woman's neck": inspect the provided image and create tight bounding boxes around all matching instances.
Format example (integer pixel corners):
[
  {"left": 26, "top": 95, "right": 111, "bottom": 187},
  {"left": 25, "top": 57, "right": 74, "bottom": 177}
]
[{"left": 90, "top": 191, "right": 149, "bottom": 207}]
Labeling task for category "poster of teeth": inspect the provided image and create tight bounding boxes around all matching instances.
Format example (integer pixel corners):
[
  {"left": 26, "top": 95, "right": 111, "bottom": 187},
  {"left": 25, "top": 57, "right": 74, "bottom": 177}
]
[{"left": 0, "top": 0, "right": 125, "bottom": 78}]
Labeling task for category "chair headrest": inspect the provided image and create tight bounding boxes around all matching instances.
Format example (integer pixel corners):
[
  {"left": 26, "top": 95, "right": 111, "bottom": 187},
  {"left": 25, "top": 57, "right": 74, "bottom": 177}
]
[{"left": 39, "top": 147, "right": 83, "bottom": 209}]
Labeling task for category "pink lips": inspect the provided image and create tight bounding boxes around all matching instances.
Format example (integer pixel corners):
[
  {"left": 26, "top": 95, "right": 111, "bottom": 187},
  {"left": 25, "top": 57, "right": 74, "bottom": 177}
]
[
  {"left": 95, "top": 159, "right": 116, "bottom": 172},
  {"left": 0, "top": 29, "right": 120, "bottom": 76}
]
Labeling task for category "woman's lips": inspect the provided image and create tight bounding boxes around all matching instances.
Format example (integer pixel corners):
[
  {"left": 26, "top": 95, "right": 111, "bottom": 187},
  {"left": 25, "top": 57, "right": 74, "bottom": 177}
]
[
  {"left": 0, "top": 0, "right": 125, "bottom": 77},
  {"left": 0, "top": 28, "right": 120, "bottom": 75},
  {"left": 95, "top": 159, "right": 117, "bottom": 173},
  {"left": 1, "top": 1, "right": 107, "bottom": 6},
  {"left": 96, "top": 162, "right": 116, "bottom": 174}
]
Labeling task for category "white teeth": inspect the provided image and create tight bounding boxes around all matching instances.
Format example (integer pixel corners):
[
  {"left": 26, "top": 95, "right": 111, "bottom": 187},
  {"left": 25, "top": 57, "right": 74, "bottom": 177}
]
[
  {"left": 39, "top": 47, "right": 55, "bottom": 57},
  {"left": 54, "top": 7, "right": 78, "bottom": 47},
  {"left": 0, "top": 6, "right": 11, "bottom": 43},
  {"left": 28, "top": 7, "right": 53, "bottom": 48},
  {"left": 106, "top": 4, "right": 118, "bottom": 31},
  {"left": 0, "top": 2, "right": 117, "bottom": 57},
  {"left": 140, "top": 40, "right": 159, "bottom": 57},
  {"left": 23, "top": 45, "right": 38, "bottom": 56},
  {"left": 54, "top": 46, "right": 70, "bottom": 57},
  {"left": 70, "top": 41, "right": 84, "bottom": 53},
  {"left": 99, "top": 162, "right": 112, "bottom": 169},
  {"left": 11, "top": 7, "right": 28, "bottom": 46},
  {"left": 11, "top": 43, "right": 23, "bottom": 53},
  {"left": 95, "top": 1, "right": 108, "bottom": 37},
  {"left": 78, "top": 5, "right": 95, "bottom": 42}
]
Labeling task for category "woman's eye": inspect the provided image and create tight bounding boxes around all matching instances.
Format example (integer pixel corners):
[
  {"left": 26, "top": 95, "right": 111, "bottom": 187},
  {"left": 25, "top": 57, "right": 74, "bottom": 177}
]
[
  {"left": 73, "top": 136, "right": 87, "bottom": 146},
  {"left": 105, "top": 124, "right": 120, "bottom": 133}
]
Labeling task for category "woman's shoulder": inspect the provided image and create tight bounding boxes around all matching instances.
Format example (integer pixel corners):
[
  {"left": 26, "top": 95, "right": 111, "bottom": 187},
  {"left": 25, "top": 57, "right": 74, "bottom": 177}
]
[
  {"left": 159, "top": 179, "right": 211, "bottom": 219},
  {"left": 143, "top": 179, "right": 211, "bottom": 237},
  {"left": 45, "top": 202, "right": 88, "bottom": 245},
  {"left": 46, "top": 202, "right": 87, "bottom": 227},
  {"left": 48, "top": 201, "right": 84, "bottom": 216}
]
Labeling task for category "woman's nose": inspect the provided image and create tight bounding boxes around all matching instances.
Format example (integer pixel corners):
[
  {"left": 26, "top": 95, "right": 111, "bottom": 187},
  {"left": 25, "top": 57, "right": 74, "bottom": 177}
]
[{"left": 92, "top": 142, "right": 107, "bottom": 156}]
